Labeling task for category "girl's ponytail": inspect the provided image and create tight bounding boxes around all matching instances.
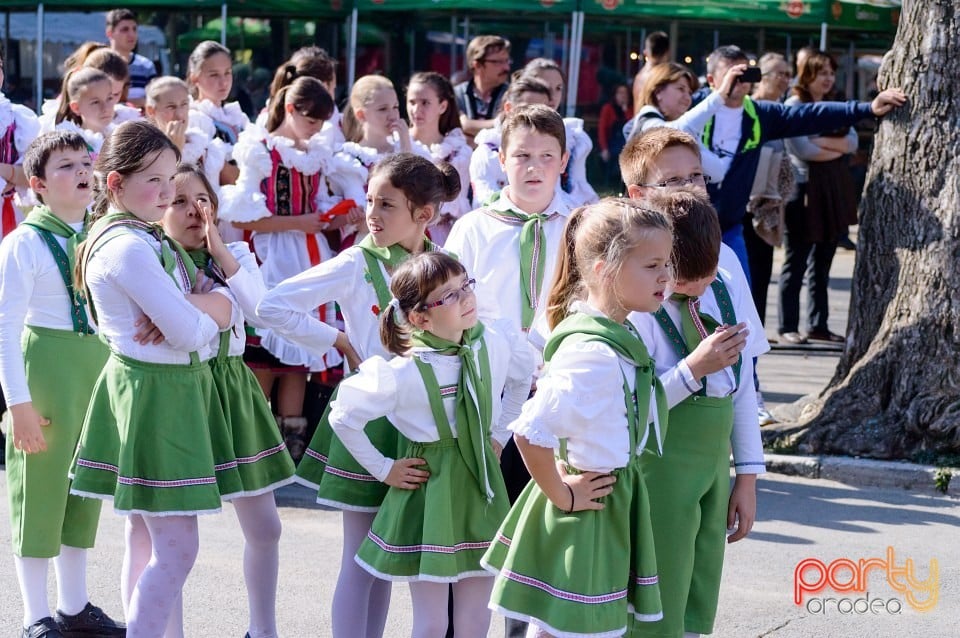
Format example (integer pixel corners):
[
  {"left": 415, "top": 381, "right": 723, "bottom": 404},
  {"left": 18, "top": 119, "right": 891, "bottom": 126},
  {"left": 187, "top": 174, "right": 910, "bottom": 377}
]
[
  {"left": 379, "top": 299, "right": 412, "bottom": 357},
  {"left": 265, "top": 85, "right": 291, "bottom": 132},
  {"left": 341, "top": 103, "right": 363, "bottom": 143},
  {"left": 546, "top": 205, "right": 588, "bottom": 330},
  {"left": 55, "top": 69, "right": 81, "bottom": 125},
  {"left": 437, "top": 160, "right": 462, "bottom": 204}
]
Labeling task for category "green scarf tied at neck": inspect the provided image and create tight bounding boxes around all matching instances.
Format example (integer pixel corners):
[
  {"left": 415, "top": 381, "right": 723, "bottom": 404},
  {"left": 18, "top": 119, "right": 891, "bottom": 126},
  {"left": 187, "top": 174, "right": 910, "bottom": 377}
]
[
  {"left": 358, "top": 234, "right": 442, "bottom": 311},
  {"left": 545, "top": 311, "right": 668, "bottom": 458},
  {"left": 186, "top": 248, "right": 227, "bottom": 286},
  {"left": 409, "top": 323, "right": 496, "bottom": 501}
]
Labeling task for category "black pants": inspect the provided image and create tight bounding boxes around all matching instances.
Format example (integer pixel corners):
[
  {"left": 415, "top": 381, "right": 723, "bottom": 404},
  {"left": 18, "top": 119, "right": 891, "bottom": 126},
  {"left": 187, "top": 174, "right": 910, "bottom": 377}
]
[
  {"left": 778, "top": 197, "right": 839, "bottom": 334},
  {"left": 743, "top": 215, "right": 775, "bottom": 326}
]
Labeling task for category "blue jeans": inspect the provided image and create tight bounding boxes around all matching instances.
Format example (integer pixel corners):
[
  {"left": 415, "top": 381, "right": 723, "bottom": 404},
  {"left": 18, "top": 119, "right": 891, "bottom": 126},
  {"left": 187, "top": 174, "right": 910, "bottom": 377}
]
[{"left": 722, "top": 223, "right": 752, "bottom": 288}]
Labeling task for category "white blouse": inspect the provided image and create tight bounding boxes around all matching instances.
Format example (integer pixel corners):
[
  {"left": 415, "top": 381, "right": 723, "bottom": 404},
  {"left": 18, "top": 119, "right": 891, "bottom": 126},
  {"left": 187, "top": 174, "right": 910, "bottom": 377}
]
[
  {"left": 0, "top": 222, "right": 93, "bottom": 406},
  {"left": 330, "top": 319, "right": 536, "bottom": 481},
  {"left": 85, "top": 225, "right": 220, "bottom": 364},
  {"left": 209, "top": 242, "right": 266, "bottom": 359},
  {"left": 256, "top": 245, "right": 391, "bottom": 362},
  {"left": 510, "top": 303, "right": 662, "bottom": 474}
]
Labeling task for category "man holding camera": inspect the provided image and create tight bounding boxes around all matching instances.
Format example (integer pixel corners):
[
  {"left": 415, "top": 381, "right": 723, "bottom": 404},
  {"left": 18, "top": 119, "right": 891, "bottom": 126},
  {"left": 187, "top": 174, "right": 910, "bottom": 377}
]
[{"left": 699, "top": 45, "right": 905, "bottom": 281}]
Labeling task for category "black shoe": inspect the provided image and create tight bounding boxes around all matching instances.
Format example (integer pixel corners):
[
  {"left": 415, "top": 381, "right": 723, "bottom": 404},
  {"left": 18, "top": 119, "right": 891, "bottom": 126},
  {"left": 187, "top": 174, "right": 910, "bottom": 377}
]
[
  {"left": 22, "top": 618, "right": 63, "bottom": 638},
  {"left": 838, "top": 236, "right": 857, "bottom": 251},
  {"left": 806, "top": 329, "right": 845, "bottom": 343},
  {"left": 55, "top": 603, "right": 125, "bottom": 637}
]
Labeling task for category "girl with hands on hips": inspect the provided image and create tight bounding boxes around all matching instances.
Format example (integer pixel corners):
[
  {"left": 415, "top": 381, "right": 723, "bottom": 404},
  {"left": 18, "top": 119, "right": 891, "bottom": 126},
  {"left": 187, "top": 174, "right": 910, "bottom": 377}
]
[{"left": 329, "top": 251, "right": 535, "bottom": 638}]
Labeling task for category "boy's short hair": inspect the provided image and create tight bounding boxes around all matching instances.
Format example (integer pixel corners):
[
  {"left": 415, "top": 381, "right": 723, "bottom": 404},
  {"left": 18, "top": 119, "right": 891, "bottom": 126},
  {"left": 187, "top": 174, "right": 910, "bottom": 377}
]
[
  {"left": 647, "top": 187, "right": 721, "bottom": 282},
  {"left": 501, "top": 103, "right": 566, "bottom": 154},
  {"left": 619, "top": 127, "right": 701, "bottom": 188},
  {"left": 645, "top": 31, "right": 670, "bottom": 58},
  {"left": 23, "top": 131, "right": 91, "bottom": 203},
  {"left": 466, "top": 35, "right": 511, "bottom": 68},
  {"left": 106, "top": 8, "right": 138, "bottom": 30},
  {"left": 707, "top": 45, "right": 749, "bottom": 76}
]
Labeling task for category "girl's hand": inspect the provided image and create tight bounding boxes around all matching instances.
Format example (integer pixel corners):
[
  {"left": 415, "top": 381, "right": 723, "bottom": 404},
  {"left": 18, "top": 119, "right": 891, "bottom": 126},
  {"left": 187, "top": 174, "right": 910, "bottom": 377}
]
[
  {"left": 491, "top": 439, "right": 504, "bottom": 460},
  {"left": 197, "top": 201, "right": 226, "bottom": 257},
  {"left": 556, "top": 461, "right": 616, "bottom": 512},
  {"left": 295, "top": 213, "right": 327, "bottom": 235},
  {"left": 134, "top": 314, "right": 165, "bottom": 345},
  {"left": 727, "top": 474, "right": 757, "bottom": 543},
  {"left": 685, "top": 322, "right": 748, "bottom": 379},
  {"left": 325, "top": 206, "right": 365, "bottom": 231},
  {"left": 389, "top": 120, "right": 413, "bottom": 153},
  {"left": 9, "top": 403, "right": 50, "bottom": 454},
  {"left": 165, "top": 119, "right": 187, "bottom": 150},
  {"left": 334, "top": 331, "right": 362, "bottom": 371},
  {"left": 384, "top": 457, "right": 430, "bottom": 489},
  {"left": 193, "top": 270, "right": 216, "bottom": 294}
]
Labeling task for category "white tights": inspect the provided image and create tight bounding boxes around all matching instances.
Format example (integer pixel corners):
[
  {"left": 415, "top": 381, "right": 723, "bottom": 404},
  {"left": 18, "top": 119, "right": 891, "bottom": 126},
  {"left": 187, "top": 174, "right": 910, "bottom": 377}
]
[
  {"left": 409, "top": 577, "right": 493, "bottom": 638},
  {"left": 123, "top": 515, "right": 199, "bottom": 638},
  {"left": 331, "top": 511, "right": 391, "bottom": 638}
]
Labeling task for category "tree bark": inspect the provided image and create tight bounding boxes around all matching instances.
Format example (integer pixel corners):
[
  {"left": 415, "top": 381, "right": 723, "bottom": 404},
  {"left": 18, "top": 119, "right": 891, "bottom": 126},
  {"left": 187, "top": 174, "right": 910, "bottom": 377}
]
[{"left": 779, "top": 0, "right": 960, "bottom": 459}]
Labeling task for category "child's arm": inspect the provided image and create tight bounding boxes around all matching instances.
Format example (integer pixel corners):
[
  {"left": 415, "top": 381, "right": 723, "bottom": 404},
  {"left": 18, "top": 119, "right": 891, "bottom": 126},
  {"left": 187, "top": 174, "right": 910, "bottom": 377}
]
[
  {"left": 328, "top": 357, "right": 429, "bottom": 488},
  {"left": 727, "top": 354, "right": 762, "bottom": 543},
  {"left": 514, "top": 435, "right": 615, "bottom": 512}
]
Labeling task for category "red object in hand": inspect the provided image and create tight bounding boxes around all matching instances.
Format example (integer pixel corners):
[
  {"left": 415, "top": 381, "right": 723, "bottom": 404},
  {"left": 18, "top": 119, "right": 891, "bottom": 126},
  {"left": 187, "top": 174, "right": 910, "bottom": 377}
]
[{"left": 319, "top": 199, "right": 358, "bottom": 223}]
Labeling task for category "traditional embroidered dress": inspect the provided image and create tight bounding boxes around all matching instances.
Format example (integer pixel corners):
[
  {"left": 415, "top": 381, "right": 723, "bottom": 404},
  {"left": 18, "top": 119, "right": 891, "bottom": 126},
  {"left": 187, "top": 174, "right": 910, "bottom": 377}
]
[
  {"left": 0, "top": 93, "right": 40, "bottom": 238},
  {"left": 467, "top": 118, "right": 597, "bottom": 208},
  {"left": 482, "top": 305, "right": 668, "bottom": 638},
  {"left": 411, "top": 127, "right": 472, "bottom": 245},
  {"left": 330, "top": 320, "right": 534, "bottom": 581},
  {"left": 0, "top": 206, "right": 106, "bottom": 557},
  {"left": 257, "top": 236, "right": 445, "bottom": 511},
  {"left": 220, "top": 125, "right": 366, "bottom": 371},
  {"left": 189, "top": 242, "right": 296, "bottom": 497},
  {"left": 627, "top": 249, "right": 767, "bottom": 638},
  {"left": 70, "top": 212, "right": 238, "bottom": 515}
]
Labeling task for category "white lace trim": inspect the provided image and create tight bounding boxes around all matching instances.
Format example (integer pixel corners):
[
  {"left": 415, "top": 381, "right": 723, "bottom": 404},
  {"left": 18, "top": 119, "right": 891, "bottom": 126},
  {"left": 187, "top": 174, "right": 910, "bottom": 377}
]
[
  {"left": 510, "top": 418, "right": 560, "bottom": 449},
  {"left": 191, "top": 98, "right": 250, "bottom": 132},
  {"left": 55, "top": 120, "right": 111, "bottom": 154},
  {"left": 339, "top": 141, "right": 385, "bottom": 168}
]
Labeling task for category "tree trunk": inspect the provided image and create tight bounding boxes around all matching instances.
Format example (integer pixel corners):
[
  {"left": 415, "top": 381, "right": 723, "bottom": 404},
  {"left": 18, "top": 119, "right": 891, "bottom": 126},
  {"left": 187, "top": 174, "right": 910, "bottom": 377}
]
[{"left": 777, "top": 0, "right": 960, "bottom": 459}]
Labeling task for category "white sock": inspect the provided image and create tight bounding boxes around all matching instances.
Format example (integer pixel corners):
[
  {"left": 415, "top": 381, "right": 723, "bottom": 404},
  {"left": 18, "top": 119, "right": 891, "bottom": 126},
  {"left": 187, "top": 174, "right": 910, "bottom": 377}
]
[
  {"left": 684, "top": 633, "right": 702, "bottom": 638},
  {"left": 53, "top": 545, "right": 89, "bottom": 616},
  {"left": 451, "top": 577, "right": 494, "bottom": 638},
  {"left": 14, "top": 556, "right": 50, "bottom": 627},
  {"left": 121, "top": 515, "right": 153, "bottom": 616},
  {"left": 163, "top": 592, "right": 184, "bottom": 638},
  {"left": 233, "top": 493, "right": 282, "bottom": 638},
  {"left": 331, "top": 511, "right": 392, "bottom": 638}
]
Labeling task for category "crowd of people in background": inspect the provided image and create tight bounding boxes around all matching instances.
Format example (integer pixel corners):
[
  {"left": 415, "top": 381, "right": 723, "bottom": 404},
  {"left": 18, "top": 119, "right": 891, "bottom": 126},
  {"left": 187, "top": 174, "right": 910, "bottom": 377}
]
[{"left": 0, "top": 8, "right": 907, "bottom": 638}]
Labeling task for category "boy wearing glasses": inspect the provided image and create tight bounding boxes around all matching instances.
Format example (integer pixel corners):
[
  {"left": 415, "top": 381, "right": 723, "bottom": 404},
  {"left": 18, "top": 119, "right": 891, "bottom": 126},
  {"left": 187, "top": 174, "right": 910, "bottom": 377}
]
[
  {"left": 455, "top": 35, "right": 512, "bottom": 142},
  {"left": 622, "top": 128, "right": 768, "bottom": 638}
]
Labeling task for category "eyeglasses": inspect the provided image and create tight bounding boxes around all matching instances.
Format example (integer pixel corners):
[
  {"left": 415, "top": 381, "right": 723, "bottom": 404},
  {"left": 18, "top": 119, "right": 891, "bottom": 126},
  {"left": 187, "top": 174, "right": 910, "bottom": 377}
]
[
  {"left": 637, "top": 172, "right": 709, "bottom": 189},
  {"left": 420, "top": 278, "right": 477, "bottom": 310}
]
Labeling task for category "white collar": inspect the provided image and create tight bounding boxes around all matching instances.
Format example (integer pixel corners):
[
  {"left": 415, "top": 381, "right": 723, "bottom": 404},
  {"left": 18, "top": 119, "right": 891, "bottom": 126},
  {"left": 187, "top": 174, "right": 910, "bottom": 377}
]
[{"left": 191, "top": 98, "right": 249, "bottom": 130}]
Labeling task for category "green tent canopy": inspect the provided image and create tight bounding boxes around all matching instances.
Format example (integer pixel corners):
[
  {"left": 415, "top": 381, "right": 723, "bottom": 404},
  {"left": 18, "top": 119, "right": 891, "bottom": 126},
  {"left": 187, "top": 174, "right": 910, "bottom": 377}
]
[{"left": 353, "top": 0, "right": 575, "bottom": 13}]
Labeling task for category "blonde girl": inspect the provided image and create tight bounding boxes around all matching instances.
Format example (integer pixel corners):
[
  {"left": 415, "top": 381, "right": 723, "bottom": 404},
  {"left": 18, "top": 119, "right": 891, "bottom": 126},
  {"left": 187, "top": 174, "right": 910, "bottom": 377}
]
[
  {"left": 257, "top": 153, "right": 459, "bottom": 638},
  {"left": 329, "top": 251, "right": 534, "bottom": 638},
  {"left": 48, "top": 68, "right": 117, "bottom": 157},
  {"left": 69, "top": 120, "right": 236, "bottom": 638},
  {"left": 219, "top": 76, "right": 364, "bottom": 459},
  {"left": 406, "top": 71, "right": 470, "bottom": 244},
  {"left": 482, "top": 198, "right": 673, "bottom": 637},
  {"left": 187, "top": 40, "right": 248, "bottom": 185},
  {"left": 159, "top": 164, "right": 296, "bottom": 638}
]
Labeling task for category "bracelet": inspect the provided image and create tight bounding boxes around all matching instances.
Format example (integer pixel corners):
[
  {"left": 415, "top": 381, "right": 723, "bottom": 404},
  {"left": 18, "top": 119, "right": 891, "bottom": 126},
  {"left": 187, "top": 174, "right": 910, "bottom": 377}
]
[{"left": 563, "top": 482, "right": 575, "bottom": 514}]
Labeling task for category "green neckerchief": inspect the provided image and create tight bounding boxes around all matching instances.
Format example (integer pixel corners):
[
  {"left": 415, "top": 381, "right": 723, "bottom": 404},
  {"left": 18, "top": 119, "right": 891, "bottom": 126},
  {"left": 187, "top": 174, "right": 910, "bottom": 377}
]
[
  {"left": 22, "top": 205, "right": 93, "bottom": 334},
  {"left": 545, "top": 311, "right": 668, "bottom": 457},
  {"left": 86, "top": 211, "right": 197, "bottom": 293},
  {"left": 186, "top": 247, "right": 228, "bottom": 286},
  {"left": 409, "top": 323, "right": 495, "bottom": 501},
  {"left": 358, "top": 234, "right": 442, "bottom": 311},
  {"left": 483, "top": 192, "right": 553, "bottom": 331}
]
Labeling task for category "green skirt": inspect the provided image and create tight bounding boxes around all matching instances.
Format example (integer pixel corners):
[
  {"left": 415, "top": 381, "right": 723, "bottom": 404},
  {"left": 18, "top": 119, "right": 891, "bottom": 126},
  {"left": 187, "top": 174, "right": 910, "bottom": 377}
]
[
  {"left": 71, "top": 352, "right": 230, "bottom": 516},
  {"left": 482, "top": 456, "right": 662, "bottom": 638},
  {"left": 356, "top": 438, "right": 509, "bottom": 582},
  {"left": 7, "top": 327, "right": 107, "bottom": 557},
  {"left": 294, "top": 383, "right": 407, "bottom": 512},
  {"left": 210, "top": 355, "right": 296, "bottom": 497}
]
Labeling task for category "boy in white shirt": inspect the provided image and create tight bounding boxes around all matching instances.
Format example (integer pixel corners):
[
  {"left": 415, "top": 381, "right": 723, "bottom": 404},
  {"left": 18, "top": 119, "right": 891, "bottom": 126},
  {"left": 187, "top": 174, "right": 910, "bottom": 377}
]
[{"left": 0, "top": 131, "right": 123, "bottom": 638}]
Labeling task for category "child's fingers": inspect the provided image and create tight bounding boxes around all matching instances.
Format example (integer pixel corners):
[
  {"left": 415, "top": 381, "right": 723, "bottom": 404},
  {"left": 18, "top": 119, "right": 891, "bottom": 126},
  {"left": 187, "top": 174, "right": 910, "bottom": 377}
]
[{"left": 38, "top": 417, "right": 51, "bottom": 427}]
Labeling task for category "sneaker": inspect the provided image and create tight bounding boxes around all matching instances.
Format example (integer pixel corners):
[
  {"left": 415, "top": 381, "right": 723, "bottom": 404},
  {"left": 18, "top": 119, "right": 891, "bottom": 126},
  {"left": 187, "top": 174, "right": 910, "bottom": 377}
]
[
  {"left": 22, "top": 618, "right": 64, "bottom": 638},
  {"left": 55, "top": 603, "right": 125, "bottom": 637},
  {"left": 758, "top": 407, "right": 777, "bottom": 426}
]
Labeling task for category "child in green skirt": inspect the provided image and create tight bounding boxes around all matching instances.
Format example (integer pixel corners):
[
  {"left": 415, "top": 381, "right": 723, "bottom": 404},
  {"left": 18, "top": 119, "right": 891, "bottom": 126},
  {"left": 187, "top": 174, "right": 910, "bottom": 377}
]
[
  {"left": 482, "top": 198, "right": 674, "bottom": 637},
  {"left": 328, "top": 251, "right": 535, "bottom": 637},
  {"left": 159, "top": 163, "right": 296, "bottom": 638},
  {"left": 0, "top": 130, "right": 123, "bottom": 638},
  {"left": 69, "top": 121, "right": 235, "bottom": 638}
]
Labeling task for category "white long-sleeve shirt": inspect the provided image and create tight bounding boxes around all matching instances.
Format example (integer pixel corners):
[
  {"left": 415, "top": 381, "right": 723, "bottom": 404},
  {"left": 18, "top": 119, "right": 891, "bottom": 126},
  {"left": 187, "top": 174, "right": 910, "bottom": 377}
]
[
  {"left": 330, "top": 320, "right": 535, "bottom": 481},
  {"left": 0, "top": 222, "right": 92, "bottom": 406},
  {"left": 629, "top": 245, "right": 768, "bottom": 474},
  {"left": 85, "top": 226, "right": 220, "bottom": 363}
]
